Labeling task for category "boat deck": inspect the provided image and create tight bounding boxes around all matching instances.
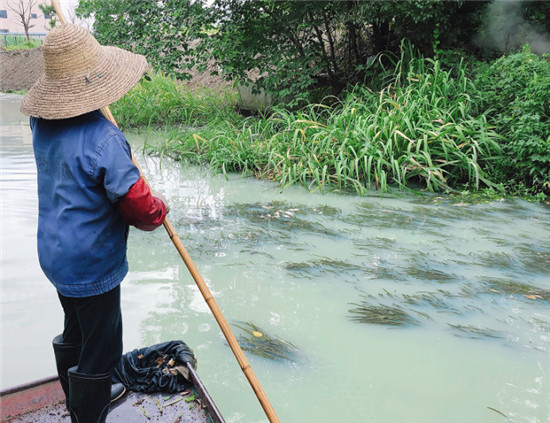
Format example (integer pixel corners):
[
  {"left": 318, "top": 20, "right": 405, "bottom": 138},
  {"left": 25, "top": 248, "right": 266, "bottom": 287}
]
[
  {"left": 4, "top": 390, "right": 211, "bottom": 423},
  {"left": 1, "top": 364, "right": 224, "bottom": 423}
]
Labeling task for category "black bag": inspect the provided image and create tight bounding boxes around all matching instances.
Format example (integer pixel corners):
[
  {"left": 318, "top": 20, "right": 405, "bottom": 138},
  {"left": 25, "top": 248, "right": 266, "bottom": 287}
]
[{"left": 113, "top": 340, "right": 196, "bottom": 393}]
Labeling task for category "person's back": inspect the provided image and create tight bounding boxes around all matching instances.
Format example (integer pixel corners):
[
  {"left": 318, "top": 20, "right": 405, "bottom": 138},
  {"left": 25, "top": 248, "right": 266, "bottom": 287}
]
[
  {"left": 21, "top": 23, "right": 167, "bottom": 423},
  {"left": 32, "top": 111, "right": 138, "bottom": 296}
]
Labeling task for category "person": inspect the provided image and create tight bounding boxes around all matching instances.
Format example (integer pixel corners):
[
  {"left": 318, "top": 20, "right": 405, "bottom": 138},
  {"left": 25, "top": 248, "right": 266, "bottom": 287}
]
[{"left": 20, "top": 23, "right": 168, "bottom": 423}]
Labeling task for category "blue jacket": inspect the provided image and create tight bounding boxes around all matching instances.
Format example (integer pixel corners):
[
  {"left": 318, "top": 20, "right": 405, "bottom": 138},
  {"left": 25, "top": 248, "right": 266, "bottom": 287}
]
[{"left": 31, "top": 111, "right": 140, "bottom": 297}]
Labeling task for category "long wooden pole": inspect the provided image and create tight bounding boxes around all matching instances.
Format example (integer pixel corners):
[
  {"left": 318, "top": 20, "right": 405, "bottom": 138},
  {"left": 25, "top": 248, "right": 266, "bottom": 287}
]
[{"left": 50, "top": 2, "right": 280, "bottom": 422}]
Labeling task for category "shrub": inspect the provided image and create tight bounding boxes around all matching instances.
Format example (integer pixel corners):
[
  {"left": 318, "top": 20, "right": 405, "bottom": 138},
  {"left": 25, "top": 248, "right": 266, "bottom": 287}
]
[{"left": 475, "top": 45, "right": 550, "bottom": 194}]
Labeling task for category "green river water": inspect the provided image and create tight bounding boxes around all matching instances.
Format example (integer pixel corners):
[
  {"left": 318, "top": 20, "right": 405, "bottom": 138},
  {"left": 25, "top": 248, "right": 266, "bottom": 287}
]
[{"left": 1, "top": 95, "right": 549, "bottom": 422}]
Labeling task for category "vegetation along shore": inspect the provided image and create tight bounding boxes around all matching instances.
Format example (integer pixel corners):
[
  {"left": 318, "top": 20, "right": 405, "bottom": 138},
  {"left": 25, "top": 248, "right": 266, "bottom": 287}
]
[{"left": 5, "top": 1, "right": 550, "bottom": 201}]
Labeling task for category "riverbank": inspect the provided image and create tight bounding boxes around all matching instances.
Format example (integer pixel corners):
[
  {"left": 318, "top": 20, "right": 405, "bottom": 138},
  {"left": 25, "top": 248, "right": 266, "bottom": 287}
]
[
  {"left": 0, "top": 48, "right": 44, "bottom": 92},
  {"left": 2, "top": 46, "right": 548, "bottom": 202},
  {"left": 0, "top": 46, "right": 230, "bottom": 92}
]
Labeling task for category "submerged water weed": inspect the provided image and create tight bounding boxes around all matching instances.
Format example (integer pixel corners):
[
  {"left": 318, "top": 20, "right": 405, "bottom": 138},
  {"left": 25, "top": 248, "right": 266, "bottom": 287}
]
[
  {"left": 348, "top": 302, "right": 421, "bottom": 326},
  {"left": 476, "top": 251, "right": 517, "bottom": 271},
  {"left": 406, "top": 254, "right": 457, "bottom": 283},
  {"left": 349, "top": 289, "right": 498, "bottom": 335},
  {"left": 345, "top": 205, "right": 415, "bottom": 229},
  {"left": 402, "top": 291, "right": 459, "bottom": 312},
  {"left": 405, "top": 266, "right": 456, "bottom": 283},
  {"left": 353, "top": 236, "right": 397, "bottom": 250},
  {"left": 309, "top": 205, "right": 342, "bottom": 217},
  {"left": 286, "top": 258, "right": 364, "bottom": 279},
  {"left": 515, "top": 246, "right": 550, "bottom": 275},
  {"left": 222, "top": 202, "right": 340, "bottom": 239},
  {"left": 447, "top": 189, "right": 507, "bottom": 205},
  {"left": 362, "top": 263, "right": 408, "bottom": 282},
  {"left": 485, "top": 278, "right": 550, "bottom": 302},
  {"left": 447, "top": 323, "right": 504, "bottom": 339},
  {"left": 233, "top": 322, "right": 299, "bottom": 362}
]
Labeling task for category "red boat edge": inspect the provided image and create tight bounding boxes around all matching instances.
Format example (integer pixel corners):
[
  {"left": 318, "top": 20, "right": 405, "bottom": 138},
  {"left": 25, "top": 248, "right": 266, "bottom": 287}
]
[
  {"left": 0, "top": 375, "right": 64, "bottom": 419},
  {"left": 0, "top": 362, "right": 225, "bottom": 423}
]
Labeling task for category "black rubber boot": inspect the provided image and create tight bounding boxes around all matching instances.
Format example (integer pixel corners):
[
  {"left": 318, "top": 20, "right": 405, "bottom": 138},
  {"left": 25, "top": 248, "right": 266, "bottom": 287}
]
[
  {"left": 52, "top": 334, "right": 80, "bottom": 405},
  {"left": 110, "top": 382, "right": 126, "bottom": 403},
  {"left": 68, "top": 366, "right": 112, "bottom": 423}
]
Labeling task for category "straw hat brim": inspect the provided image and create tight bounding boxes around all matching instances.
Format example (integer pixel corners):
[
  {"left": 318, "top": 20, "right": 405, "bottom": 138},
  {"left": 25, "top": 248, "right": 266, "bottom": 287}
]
[{"left": 21, "top": 45, "right": 148, "bottom": 120}]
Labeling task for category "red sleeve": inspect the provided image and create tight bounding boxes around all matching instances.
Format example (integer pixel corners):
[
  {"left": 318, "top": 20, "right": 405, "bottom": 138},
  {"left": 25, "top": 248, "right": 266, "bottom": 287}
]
[{"left": 118, "top": 178, "right": 167, "bottom": 231}]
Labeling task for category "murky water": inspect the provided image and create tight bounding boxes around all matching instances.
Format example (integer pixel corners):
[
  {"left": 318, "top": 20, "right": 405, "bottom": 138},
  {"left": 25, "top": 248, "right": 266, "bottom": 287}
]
[{"left": 1, "top": 95, "right": 549, "bottom": 423}]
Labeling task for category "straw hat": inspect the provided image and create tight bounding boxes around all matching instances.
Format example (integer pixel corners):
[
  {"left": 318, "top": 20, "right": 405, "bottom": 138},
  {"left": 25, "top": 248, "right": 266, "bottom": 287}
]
[{"left": 21, "top": 23, "right": 148, "bottom": 120}]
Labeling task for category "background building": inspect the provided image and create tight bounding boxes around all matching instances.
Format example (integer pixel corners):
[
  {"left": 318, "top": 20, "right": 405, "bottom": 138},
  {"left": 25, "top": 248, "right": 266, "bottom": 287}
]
[{"left": 0, "top": 1, "right": 51, "bottom": 39}]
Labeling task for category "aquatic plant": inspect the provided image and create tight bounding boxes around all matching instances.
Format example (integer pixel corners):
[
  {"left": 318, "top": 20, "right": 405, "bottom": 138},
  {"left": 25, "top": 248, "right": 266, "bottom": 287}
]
[
  {"left": 286, "top": 258, "right": 364, "bottom": 279},
  {"left": 515, "top": 246, "right": 550, "bottom": 275},
  {"left": 485, "top": 278, "right": 550, "bottom": 302},
  {"left": 353, "top": 236, "right": 397, "bottom": 250},
  {"left": 348, "top": 302, "right": 420, "bottom": 327},
  {"left": 404, "top": 266, "right": 456, "bottom": 283},
  {"left": 401, "top": 291, "right": 458, "bottom": 312},
  {"left": 234, "top": 322, "right": 299, "bottom": 362},
  {"left": 222, "top": 202, "right": 341, "bottom": 238},
  {"left": 406, "top": 253, "right": 457, "bottom": 283},
  {"left": 447, "top": 323, "right": 504, "bottom": 339},
  {"left": 477, "top": 251, "right": 517, "bottom": 270}
]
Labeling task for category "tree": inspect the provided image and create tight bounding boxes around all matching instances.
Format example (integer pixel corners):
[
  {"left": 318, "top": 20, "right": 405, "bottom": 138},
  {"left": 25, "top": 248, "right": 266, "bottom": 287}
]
[
  {"left": 38, "top": 3, "right": 57, "bottom": 30},
  {"left": 77, "top": 0, "right": 210, "bottom": 80},
  {"left": 77, "top": 0, "right": 491, "bottom": 105},
  {"left": 8, "top": 0, "right": 40, "bottom": 41}
]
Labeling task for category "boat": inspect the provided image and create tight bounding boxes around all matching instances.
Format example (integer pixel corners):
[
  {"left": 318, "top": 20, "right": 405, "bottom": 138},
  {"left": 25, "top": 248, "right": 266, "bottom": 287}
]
[{"left": 0, "top": 362, "right": 225, "bottom": 423}]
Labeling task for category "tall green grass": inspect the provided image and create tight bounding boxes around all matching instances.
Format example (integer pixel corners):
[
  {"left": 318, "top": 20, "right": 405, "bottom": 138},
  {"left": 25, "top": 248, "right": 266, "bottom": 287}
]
[
  {"left": 154, "top": 50, "right": 501, "bottom": 194},
  {"left": 113, "top": 52, "right": 504, "bottom": 195},
  {"left": 111, "top": 72, "right": 240, "bottom": 129}
]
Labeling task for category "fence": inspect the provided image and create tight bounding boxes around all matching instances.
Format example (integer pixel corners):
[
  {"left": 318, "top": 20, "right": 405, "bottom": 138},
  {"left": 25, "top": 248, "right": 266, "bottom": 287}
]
[{"left": 0, "top": 33, "right": 46, "bottom": 48}]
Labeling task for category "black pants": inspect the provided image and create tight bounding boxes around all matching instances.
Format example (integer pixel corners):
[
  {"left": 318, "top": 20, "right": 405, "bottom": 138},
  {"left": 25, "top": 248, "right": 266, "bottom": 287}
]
[{"left": 58, "top": 285, "right": 123, "bottom": 375}]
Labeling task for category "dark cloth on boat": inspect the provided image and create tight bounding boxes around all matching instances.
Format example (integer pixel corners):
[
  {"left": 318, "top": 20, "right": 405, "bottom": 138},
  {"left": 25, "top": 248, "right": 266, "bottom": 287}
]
[{"left": 113, "top": 340, "right": 196, "bottom": 393}]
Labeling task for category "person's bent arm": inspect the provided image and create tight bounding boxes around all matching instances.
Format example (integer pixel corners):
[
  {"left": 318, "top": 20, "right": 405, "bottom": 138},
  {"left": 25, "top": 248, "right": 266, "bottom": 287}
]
[{"left": 118, "top": 178, "right": 167, "bottom": 231}]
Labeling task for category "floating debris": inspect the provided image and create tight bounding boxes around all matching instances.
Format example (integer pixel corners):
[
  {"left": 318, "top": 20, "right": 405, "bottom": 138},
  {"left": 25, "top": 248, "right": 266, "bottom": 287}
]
[
  {"left": 487, "top": 406, "right": 509, "bottom": 419},
  {"left": 138, "top": 405, "right": 151, "bottom": 420},
  {"left": 348, "top": 303, "right": 420, "bottom": 326},
  {"left": 234, "top": 322, "right": 299, "bottom": 362}
]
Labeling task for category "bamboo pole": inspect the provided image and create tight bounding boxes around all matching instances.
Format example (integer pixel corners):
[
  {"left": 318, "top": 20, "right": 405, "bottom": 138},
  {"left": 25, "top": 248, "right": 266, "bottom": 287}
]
[{"left": 49, "top": 2, "right": 280, "bottom": 422}]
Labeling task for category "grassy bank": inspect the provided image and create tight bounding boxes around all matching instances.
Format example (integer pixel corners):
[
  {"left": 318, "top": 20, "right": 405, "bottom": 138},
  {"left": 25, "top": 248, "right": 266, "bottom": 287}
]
[{"left": 113, "top": 48, "right": 549, "bottom": 201}]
